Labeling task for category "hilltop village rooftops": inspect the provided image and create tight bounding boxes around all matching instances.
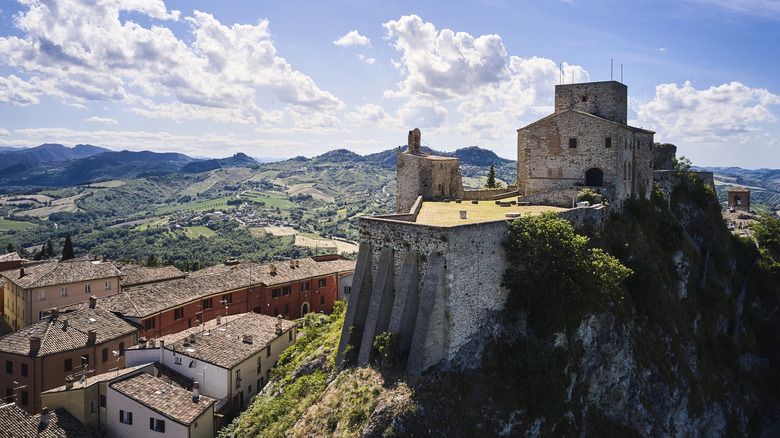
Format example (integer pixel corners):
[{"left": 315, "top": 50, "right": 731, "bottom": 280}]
[
  {"left": 0, "top": 259, "right": 120, "bottom": 289},
  {"left": 0, "top": 403, "right": 101, "bottom": 438},
  {"left": 118, "top": 264, "right": 186, "bottom": 289},
  {"left": 0, "top": 252, "right": 22, "bottom": 263},
  {"left": 142, "top": 312, "right": 296, "bottom": 369},
  {"left": 412, "top": 201, "right": 565, "bottom": 226},
  {"left": 75, "top": 256, "right": 354, "bottom": 319},
  {"left": 0, "top": 306, "right": 139, "bottom": 357},
  {"left": 41, "top": 361, "right": 193, "bottom": 394},
  {"left": 110, "top": 372, "right": 215, "bottom": 425}
]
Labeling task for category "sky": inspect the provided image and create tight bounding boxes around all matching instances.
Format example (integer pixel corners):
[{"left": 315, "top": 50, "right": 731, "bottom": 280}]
[{"left": 1, "top": 0, "right": 779, "bottom": 168}]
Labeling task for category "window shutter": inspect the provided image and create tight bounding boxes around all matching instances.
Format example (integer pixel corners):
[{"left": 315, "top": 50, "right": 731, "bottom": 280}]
[
  {"left": 128, "top": 412, "right": 133, "bottom": 424},
  {"left": 120, "top": 410, "right": 124, "bottom": 422},
  {"left": 160, "top": 421, "right": 165, "bottom": 432},
  {"left": 150, "top": 418, "right": 155, "bottom": 429}
]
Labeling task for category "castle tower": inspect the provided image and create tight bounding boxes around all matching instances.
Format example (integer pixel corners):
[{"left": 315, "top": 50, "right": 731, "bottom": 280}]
[
  {"left": 396, "top": 129, "right": 464, "bottom": 213},
  {"left": 555, "top": 80, "right": 627, "bottom": 124}
]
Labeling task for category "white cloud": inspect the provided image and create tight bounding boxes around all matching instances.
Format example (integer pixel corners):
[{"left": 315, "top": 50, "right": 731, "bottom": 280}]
[
  {"left": 636, "top": 81, "right": 780, "bottom": 143},
  {"left": 346, "top": 103, "right": 399, "bottom": 129},
  {"left": 333, "top": 30, "right": 371, "bottom": 47},
  {"left": 0, "top": 128, "right": 9, "bottom": 136},
  {"left": 358, "top": 54, "right": 375, "bottom": 65},
  {"left": 382, "top": 15, "right": 589, "bottom": 144},
  {"left": 0, "top": 0, "right": 341, "bottom": 129},
  {"left": 85, "top": 116, "right": 118, "bottom": 124}
]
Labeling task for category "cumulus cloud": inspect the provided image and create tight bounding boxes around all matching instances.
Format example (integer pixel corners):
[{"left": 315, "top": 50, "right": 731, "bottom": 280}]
[
  {"left": 333, "top": 30, "right": 371, "bottom": 47},
  {"left": 346, "top": 103, "right": 399, "bottom": 129},
  {"left": 0, "top": 0, "right": 341, "bottom": 127},
  {"left": 382, "top": 15, "right": 589, "bottom": 143},
  {"left": 636, "top": 81, "right": 780, "bottom": 143},
  {"left": 0, "top": 128, "right": 9, "bottom": 136},
  {"left": 358, "top": 54, "right": 375, "bottom": 65},
  {"left": 85, "top": 116, "right": 118, "bottom": 124}
]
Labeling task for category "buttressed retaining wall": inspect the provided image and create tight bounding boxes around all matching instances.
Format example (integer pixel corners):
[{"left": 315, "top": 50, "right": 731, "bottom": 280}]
[{"left": 335, "top": 206, "right": 607, "bottom": 374}]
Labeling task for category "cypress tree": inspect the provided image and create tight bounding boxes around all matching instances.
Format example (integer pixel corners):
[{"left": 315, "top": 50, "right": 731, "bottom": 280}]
[
  {"left": 45, "top": 239, "right": 55, "bottom": 258},
  {"left": 62, "top": 232, "right": 75, "bottom": 260},
  {"left": 486, "top": 164, "right": 497, "bottom": 188}
]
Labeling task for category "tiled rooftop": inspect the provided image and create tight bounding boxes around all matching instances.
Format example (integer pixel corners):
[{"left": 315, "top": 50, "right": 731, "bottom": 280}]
[
  {"left": 94, "top": 256, "right": 354, "bottom": 318},
  {"left": 110, "top": 373, "right": 215, "bottom": 425},
  {"left": 0, "top": 252, "right": 21, "bottom": 263},
  {"left": 0, "top": 403, "right": 100, "bottom": 438},
  {"left": 118, "top": 264, "right": 186, "bottom": 288},
  {"left": 0, "top": 259, "right": 121, "bottom": 289},
  {"left": 0, "top": 306, "right": 139, "bottom": 357},
  {"left": 153, "top": 312, "right": 296, "bottom": 369}
]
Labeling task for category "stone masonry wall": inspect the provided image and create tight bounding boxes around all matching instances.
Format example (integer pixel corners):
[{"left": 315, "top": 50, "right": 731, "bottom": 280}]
[{"left": 555, "top": 81, "right": 628, "bottom": 124}]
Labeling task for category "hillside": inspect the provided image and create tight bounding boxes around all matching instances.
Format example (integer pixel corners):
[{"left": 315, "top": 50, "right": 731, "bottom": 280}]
[
  {"left": 699, "top": 166, "right": 780, "bottom": 213},
  {"left": 220, "top": 172, "right": 780, "bottom": 437},
  {"left": 0, "top": 143, "right": 109, "bottom": 168}
]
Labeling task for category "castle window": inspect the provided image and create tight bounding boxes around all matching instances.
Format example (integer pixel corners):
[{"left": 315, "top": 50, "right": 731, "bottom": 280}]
[
  {"left": 568, "top": 138, "right": 577, "bottom": 148},
  {"left": 605, "top": 137, "right": 612, "bottom": 148},
  {"left": 581, "top": 96, "right": 587, "bottom": 102},
  {"left": 585, "top": 168, "right": 604, "bottom": 187}
]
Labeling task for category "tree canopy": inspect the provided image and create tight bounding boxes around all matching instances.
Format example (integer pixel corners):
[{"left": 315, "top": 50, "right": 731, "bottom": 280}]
[{"left": 62, "top": 232, "right": 75, "bottom": 260}]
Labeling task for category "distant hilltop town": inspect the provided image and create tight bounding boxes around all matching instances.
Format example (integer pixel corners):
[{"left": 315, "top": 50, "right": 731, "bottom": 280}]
[{"left": 337, "top": 80, "right": 717, "bottom": 374}]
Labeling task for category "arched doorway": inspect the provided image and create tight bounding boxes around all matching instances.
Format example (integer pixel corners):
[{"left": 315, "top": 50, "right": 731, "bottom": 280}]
[
  {"left": 301, "top": 302, "right": 310, "bottom": 316},
  {"left": 585, "top": 168, "right": 604, "bottom": 187}
]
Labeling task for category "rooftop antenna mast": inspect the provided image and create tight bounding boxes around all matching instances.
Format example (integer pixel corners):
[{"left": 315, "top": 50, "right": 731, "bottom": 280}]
[
  {"left": 611, "top": 58, "right": 613, "bottom": 81},
  {"left": 621, "top": 64, "right": 624, "bottom": 83},
  {"left": 559, "top": 63, "right": 563, "bottom": 85}
]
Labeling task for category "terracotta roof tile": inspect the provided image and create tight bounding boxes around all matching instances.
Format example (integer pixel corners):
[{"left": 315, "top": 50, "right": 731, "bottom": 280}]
[
  {"left": 0, "top": 404, "right": 100, "bottom": 438},
  {"left": 0, "top": 252, "right": 21, "bottom": 263},
  {"left": 160, "top": 312, "right": 296, "bottom": 369},
  {"left": 110, "top": 373, "right": 214, "bottom": 425},
  {"left": 118, "top": 264, "right": 186, "bottom": 288},
  {"left": 0, "top": 259, "right": 120, "bottom": 289},
  {"left": 0, "top": 306, "right": 139, "bottom": 357}
]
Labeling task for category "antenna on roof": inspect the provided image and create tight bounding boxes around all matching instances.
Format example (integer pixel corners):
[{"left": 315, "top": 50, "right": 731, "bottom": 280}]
[
  {"left": 559, "top": 63, "right": 562, "bottom": 85},
  {"left": 611, "top": 58, "right": 613, "bottom": 81},
  {"left": 621, "top": 64, "right": 624, "bottom": 83}
]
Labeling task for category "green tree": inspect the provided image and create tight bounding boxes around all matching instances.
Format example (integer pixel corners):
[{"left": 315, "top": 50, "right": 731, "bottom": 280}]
[
  {"left": 146, "top": 253, "right": 159, "bottom": 267},
  {"left": 62, "top": 232, "right": 75, "bottom": 260},
  {"left": 486, "top": 164, "right": 497, "bottom": 188},
  {"left": 753, "top": 215, "right": 780, "bottom": 276},
  {"left": 193, "top": 260, "right": 200, "bottom": 271},
  {"left": 6, "top": 243, "right": 14, "bottom": 254},
  {"left": 502, "top": 213, "right": 632, "bottom": 336},
  {"left": 45, "top": 239, "right": 55, "bottom": 258}
]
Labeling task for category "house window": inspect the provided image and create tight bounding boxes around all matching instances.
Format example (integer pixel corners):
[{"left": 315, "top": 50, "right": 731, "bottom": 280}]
[
  {"left": 282, "top": 286, "right": 291, "bottom": 296},
  {"left": 203, "top": 298, "right": 213, "bottom": 310},
  {"left": 64, "top": 358, "right": 72, "bottom": 372},
  {"left": 21, "top": 363, "right": 28, "bottom": 377},
  {"left": 320, "top": 296, "right": 325, "bottom": 305},
  {"left": 301, "top": 282, "right": 309, "bottom": 291},
  {"left": 21, "top": 391, "right": 28, "bottom": 406},
  {"left": 248, "top": 384, "right": 252, "bottom": 393},
  {"left": 235, "top": 369, "right": 242, "bottom": 389},
  {"left": 222, "top": 293, "right": 232, "bottom": 304},
  {"left": 284, "top": 304, "right": 289, "bottom": 315},
  {"left": 175, "top": 356, "right": 182, "bottom": 365},
  {"left": 100, "top": 395, "right": 106, "bottom": 408},
  {"left": 5, "top": 389, "right": 11, "bottom": 403},
  {"left": 119, "top": 342, "right": 125, "bottom": 356},
  {"left": 105, "top": 281, "right": 112, "bottom": 290},
  {"left": 256, "top": 379, "right": 261, "bottom": 393},
  {"left": 568, "top": 138, "right": 577, "bottom": 148},
  {"left": 581, "top": 96, "right": 587, "bottom": 102},
  {"left": 38, "top": 290, "right": 46, "bottom": 301},
  {"left": 289, "top": 330, "right": 293, "bottom": 342},
  {"left": 102, "top": 348, "right": 108, "bottom": 363},
  {"left": 5, "top": 360, "right": 11, "bottom": 374},
  {"left": 81, "top": 354, "right": 89, "bottom": 368},
  {"left": 119, "top": 410, "right": 133, "bottom": 425},
  {"left": 271, "top": 288, "right": 280, "bottom": 298},
  {"left": 150, "top": 418, "right": 166, "bottom": 432},
  {"left": 144, "top": 318, "right": 155, "bottom": 331},
  {"left": 273, "top": 306, "right": 278, "bottom": 315},
  {"left": 266, "top": 346, "right": 271, "bottom": 358},
  {"left": 318, "top": 279, "right": 327, "bottom": 287},
  {"left": 344, "top": 286, "right": 351, "bottom": 295},
  {"left": 85, "top": 284, "right": 91, "bottom": 294},
  {"left": 257, "top": 357, "right": 262, "bottom": 374},
  {"left": 91, "top": 400, "right": 96, "bottom": 414},
  {"left": 605, "top": 137, "right": 612, "bottom": 148},
  {"left": 174, "top": 308, "right": 184, "bottom": 320},
  {"left": 61, "top": 287, "right": 68, "bottom": 297}
]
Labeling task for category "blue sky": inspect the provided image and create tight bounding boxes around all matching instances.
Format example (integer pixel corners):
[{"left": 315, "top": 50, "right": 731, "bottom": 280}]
[{"left": 1, "top": 0, "right": 779, "bottom": 168}]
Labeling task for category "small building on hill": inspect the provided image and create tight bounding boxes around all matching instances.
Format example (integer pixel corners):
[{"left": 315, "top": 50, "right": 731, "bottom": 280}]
[{"left": 728, "top": 187, "right": 750, "bottom": 211}]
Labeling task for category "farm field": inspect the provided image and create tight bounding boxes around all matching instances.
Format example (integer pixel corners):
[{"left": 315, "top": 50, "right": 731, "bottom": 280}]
[
  {"left": 184, "top": 226, "right": 216, "bottom": 238},
  {"left": 156, "top": 196, "right": 237, "bottom": 214},
  {"left": 241, "top": 190, "right": 293, "bottom": 209},
  {"left": 0, "top": 218, "right": 37, "bottom": 231}
]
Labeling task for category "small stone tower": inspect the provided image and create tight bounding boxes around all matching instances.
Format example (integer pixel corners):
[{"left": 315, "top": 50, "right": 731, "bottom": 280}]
[
  {"left": 396, "top": 129, "right": 464, "bottom": 214},
  {"left": 554, "top": 80, "right": 628, "bottom": 124},
  {"left": 728, "top": 187, "right": 750, "bottom": 211}
]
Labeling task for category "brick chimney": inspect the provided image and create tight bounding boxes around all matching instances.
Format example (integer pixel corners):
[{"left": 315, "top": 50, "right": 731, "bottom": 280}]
[
  {"left": 275, "top": 315, "right": 283, "bottom": 335},
  {"left": 19, "top": 267, "right": 25, "bottom": 278},
  {"left": 30, "top": 336, "right": 41, "bottom": 352},
  {"left": 243, "top": 334, "right": 253, "bottom": 344},
  {"left": 50, "top": 309, "right": 59, "bottom": 320},
  {"left": 269, "top": 264, "right": 277, "bottom": 275},
  {"left": 65, "top": 375, "right": 74, "bottom": 389},
  {"left": 62, "top": 317, "right": 68, "bottom": 330},
  {"left": 89, "top": 295, "right": 97, "bottom": 308},
  {"left": 87, "top": 329, "right": 96, "bottom": 343}
]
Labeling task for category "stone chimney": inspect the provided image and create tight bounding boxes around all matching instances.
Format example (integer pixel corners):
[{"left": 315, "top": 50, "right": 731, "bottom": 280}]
[
  {"left": 243, "top": 334, "right": 253, "bottom": 344},
  {"left": 50, "top": 309, "right": 59, "bottom": 320},
  {"left": 65, "top": 375, "right": 74, "bottom": 390},
  {"left": 89, "top": 295, "right": 97, "bottom": 308},
  {"left": 275, "top": 315, "right": 283, "bottom": 335},
  {"left": 295, "top": 260, "right": 300, "bottom": 268},
  {"left": 269, "top": 264, "right": 277, "bottom": 275},
  {"left": 88, "top": 329, "right": 96, "bottom": 343},
  {"left": 30, "top": 336, "right": 41, "bottom": 352},
  {"left": 62, "top": 317, "right": 68, "bottom": 330},
  {"left": 19, "top": 267, "right": 25, "bottom": 278},
  {"left": 289, "top": 260, "right": 295, "bottom": 268},
  {"left": 139, "top": 337, "right": 147, "bottom": 348},
  {"left": 40, "top": 407, "right": 50, "bottom": 426},
  {"left": 192, "top": 381, "right": 200, "bottom": 402},
  {"left": 159, "top": 340, "right": 165, "bottom": 363}
]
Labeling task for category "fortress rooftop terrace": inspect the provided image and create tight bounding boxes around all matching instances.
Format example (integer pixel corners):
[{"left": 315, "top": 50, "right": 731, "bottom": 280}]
[{"left": 413, "top": 201, "right": 564, "bottom": 226}]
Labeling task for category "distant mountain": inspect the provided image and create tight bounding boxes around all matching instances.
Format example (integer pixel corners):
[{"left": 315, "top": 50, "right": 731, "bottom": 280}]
[
  {"left": 315, "top": 149, "right": 365, "bottom": 162},
  {"left": 180, "top": 152, "right": 257, "bottom": 173},
  {"left": 254, "top": 156, "right": 287, "bottom": 164},
  {"left": 363, "top": 145, "right": 513, "bottom": 168},
  {"left": 0, "top": 149, "right": 198, "bottom": 188},
  {"left": 0, "top": 143, "right": 110, "bottom": 168}
]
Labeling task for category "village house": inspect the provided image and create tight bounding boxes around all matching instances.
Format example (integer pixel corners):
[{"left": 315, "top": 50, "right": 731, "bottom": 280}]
[
  {"left": 107, "top": 371, "right": 215, "bottom": 438},
  {"left": 125, "top": 312, "right": 297, "bottom": 414},
  {"left": 117, "top": 264, "right": 186, "bottom": 290},
  {"left": 0, "top": 297, "right": 140, "bottom": 415},
  {"left": 0, "top": 403, "right": 101, "bottom": 438},
  {"left": 0, "top": 252, "right": 23, "bottom": 319},
  {"left": 1, "top": 259, "right": 122, "bottom": 330},
  {"left": 91, "top": 255, "right": 353, "bottom": 340}
]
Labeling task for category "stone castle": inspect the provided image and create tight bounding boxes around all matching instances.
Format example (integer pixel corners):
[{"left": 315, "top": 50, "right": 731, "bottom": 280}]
[{"left": 336, "top": 81, "right": 710, "bottom": 374}]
